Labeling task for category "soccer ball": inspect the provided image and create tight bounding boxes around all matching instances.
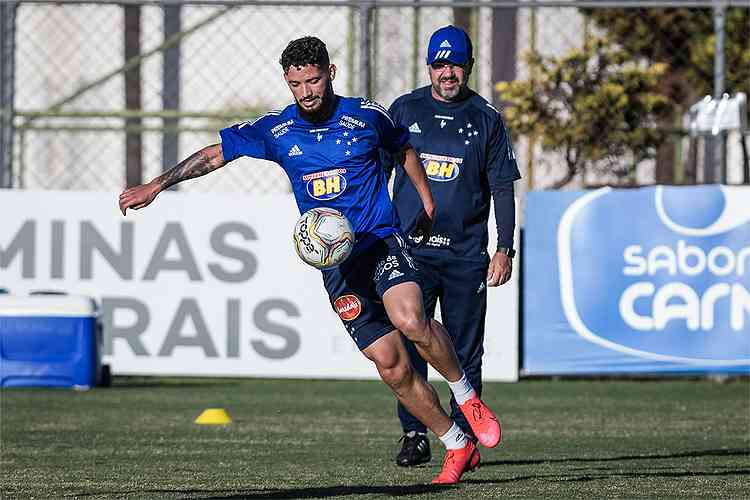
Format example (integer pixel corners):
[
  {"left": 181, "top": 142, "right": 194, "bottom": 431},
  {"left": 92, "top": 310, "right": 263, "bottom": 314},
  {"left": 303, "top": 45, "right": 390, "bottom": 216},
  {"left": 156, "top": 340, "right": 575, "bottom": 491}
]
[{"left": 293, "top": 207, "right": 355, "bottom": 270}]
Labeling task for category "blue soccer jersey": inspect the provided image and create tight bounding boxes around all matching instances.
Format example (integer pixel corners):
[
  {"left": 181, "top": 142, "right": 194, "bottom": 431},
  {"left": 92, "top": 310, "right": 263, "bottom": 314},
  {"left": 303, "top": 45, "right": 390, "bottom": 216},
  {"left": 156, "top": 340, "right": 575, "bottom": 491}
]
[
  {"left": 387, "top": 86, "right": 521, "bottom": 261},
  {"left": 220, "top": 96, "right": 409, "bottom": 253}
]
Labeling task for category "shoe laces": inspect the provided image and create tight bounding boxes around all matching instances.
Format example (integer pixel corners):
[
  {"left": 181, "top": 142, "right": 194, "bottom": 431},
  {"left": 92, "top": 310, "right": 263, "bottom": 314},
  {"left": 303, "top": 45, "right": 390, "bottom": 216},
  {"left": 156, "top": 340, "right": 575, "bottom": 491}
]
[
  {"left": 471, "top": 402, "right": 483, "bottom": 421},
  {"left": 399, "top": 432, "right": 426, "bottom": 454},
  {"left": 436, "top": 448, "right": 465, "bottom": 482},
  {"left": 441, "top": 449, "right": 457, "bottom": 467}
]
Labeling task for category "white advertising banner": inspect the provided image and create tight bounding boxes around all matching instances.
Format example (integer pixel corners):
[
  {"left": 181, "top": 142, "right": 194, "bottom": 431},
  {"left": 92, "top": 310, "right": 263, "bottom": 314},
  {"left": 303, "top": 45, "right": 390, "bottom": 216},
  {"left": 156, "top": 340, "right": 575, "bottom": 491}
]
[{"left": 1, "top": 191, "right": 518, "bottom": 381}]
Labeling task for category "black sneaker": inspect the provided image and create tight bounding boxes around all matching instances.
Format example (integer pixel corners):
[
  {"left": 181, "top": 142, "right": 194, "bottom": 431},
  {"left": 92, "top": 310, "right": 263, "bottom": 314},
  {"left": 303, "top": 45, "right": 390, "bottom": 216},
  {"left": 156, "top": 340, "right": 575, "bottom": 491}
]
[{"left": 396, "top": 431, "right": 431, "bottom": 467}]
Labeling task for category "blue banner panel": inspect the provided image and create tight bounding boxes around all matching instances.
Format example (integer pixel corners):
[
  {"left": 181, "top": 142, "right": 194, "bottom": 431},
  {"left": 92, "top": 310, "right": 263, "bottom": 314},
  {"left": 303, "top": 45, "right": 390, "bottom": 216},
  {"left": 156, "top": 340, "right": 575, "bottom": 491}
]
[{"left": 523, "top": 185, "right": 750, "bottom": 375}]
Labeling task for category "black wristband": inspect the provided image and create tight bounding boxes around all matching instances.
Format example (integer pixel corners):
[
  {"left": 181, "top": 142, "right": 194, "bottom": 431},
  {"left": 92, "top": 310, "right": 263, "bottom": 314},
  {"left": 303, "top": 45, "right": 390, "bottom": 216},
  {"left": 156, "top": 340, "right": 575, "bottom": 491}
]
[{"left": 497, "top": 246, "right": 516, "bottom": 258}]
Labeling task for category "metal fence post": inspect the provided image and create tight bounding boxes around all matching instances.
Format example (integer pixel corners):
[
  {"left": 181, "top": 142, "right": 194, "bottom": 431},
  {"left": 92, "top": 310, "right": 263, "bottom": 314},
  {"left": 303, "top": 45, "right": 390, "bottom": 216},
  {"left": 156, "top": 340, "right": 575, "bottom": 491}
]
[
  {"left": 0, "top": 1, "right": 17, "bottom": 189},
  {"left": 162, "top": 3, "right": 181, "bottom": 181},
  {"left": 347, "top": 6, "right": 356, "bottom": 96},
  {"left": 714, "top": 1, "right": 727, "bottom": 183},
  {"left": 358, "top": 0, "right": 373, "bottom": 98},
  {"left": 706, "top": 0, "right": 727, "bottom": 184},
  {"left": 124, "top": 3, "right": 143, "bottom": 187},
  {"left": 411, "top": 0, "right": 421, "bottom": 89}
]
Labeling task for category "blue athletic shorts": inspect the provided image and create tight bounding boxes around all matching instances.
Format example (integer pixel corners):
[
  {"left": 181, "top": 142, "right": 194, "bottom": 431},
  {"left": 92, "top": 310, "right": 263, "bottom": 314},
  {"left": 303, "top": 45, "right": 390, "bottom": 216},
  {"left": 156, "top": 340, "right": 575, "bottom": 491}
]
[{"left": 321, "top": 233, "right": 421, "bottom": 350}]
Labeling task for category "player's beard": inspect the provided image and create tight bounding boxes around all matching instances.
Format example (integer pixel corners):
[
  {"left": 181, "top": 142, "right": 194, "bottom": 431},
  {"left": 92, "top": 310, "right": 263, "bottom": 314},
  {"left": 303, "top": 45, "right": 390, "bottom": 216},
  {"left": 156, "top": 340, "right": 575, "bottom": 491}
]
[
  {"left": 297, "top": 84, "right": 336, "bottom": 123},
  {"left": 434, "top": 76, "right": 463, "bottom": 101}
]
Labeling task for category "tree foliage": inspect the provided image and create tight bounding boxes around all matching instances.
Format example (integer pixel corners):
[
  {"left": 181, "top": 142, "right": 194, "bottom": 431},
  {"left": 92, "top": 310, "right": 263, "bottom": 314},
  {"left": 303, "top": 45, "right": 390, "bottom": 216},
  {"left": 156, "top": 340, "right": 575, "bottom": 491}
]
[
  {"left": 498, "top": 8, "right": 749, "bottom": 187},
  {"left": 496, "top": 38, "right": 671, "bottom": 188},
  {"left": 582, "top": 7, "right": 749, "bottom": 184},
  {"left": 582, "top": 7, "right": 750, "bottom": 104}
]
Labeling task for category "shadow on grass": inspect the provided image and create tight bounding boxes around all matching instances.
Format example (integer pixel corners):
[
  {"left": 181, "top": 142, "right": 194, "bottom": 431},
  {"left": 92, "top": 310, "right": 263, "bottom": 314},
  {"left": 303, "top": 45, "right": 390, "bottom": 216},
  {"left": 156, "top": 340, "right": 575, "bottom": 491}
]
[
  {"left": 64, "top": 449, "right": 750, "bottom": 498},
  {"left": 481, "top": 447, "right": 750, "bottom": 467},
  {"left": 208, "top": 484, "right": 452, "bottom": 499},
  {"left": 68, "top": 468, "right": 750, "bottom": 498},
  {"left": 70, "top": 483, "right": 450, "bottom": 499},
  {"left": 462, "top": 468, "right": 750, "bottom": 486}
]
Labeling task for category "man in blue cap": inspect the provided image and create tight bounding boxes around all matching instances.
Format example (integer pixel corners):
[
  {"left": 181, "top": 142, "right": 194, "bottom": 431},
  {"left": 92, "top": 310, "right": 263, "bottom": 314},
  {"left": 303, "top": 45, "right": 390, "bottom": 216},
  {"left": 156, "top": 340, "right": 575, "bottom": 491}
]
[{"left": 385, "top": 25, "right": 521, "bottom": 474}]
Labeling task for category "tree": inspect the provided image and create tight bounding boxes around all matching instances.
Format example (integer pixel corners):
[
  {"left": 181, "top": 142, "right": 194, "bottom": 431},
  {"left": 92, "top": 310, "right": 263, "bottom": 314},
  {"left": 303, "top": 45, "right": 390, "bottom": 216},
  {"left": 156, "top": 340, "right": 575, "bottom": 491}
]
[
  {"left": 582, "top": 7, "right": 750, "bottom": 183},
  {"left": 496, "top": 38, "right": 670, "bottom": 188},
  {"left": 583, "top": 7, "right": 749, "bottom": 101}
]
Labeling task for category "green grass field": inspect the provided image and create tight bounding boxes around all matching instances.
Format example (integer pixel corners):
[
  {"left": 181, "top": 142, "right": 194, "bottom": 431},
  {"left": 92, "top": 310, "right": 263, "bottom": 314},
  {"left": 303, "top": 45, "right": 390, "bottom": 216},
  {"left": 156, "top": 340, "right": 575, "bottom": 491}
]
[{"left": 1, "top": 377, "right": 748, "bottom": 499}]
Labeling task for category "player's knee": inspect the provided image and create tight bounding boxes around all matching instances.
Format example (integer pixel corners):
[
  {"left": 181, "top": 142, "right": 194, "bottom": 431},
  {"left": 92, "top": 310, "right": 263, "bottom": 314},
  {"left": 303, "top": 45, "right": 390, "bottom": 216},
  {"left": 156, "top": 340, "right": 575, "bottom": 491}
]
[
  {"left": 391, "top": 312, "right": 427, "bottom": 342},
  {"left": 379, "top": 361, "right": 413, "bottom": 392},
  {"left": 369, "top": 350, "right": 412, "bottom": 390}
]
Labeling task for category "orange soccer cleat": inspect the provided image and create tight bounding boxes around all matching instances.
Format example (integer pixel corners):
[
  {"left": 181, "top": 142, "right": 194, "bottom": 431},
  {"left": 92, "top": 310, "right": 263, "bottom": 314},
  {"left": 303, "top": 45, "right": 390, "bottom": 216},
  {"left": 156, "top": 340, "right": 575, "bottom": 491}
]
[
  {"left": 459, "top": 396, "right": 502, "bottom": 448},
  {"left": 431, "top": 440, "right": 481, "bottom": 485}
]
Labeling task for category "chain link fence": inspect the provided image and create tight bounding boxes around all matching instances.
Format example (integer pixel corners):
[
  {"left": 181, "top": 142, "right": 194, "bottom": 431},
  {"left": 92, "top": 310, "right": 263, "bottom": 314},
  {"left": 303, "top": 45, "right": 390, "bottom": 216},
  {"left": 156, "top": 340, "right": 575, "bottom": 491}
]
[{"left": 1, "top": 0, "right": 748, "bottom": 195}]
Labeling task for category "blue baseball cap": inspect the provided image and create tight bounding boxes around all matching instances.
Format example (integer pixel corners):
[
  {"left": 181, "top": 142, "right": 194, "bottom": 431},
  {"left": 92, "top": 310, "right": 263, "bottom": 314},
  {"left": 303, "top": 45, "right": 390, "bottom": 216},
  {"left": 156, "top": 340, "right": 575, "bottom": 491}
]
[{"left": 426, "top": 25, "right": 473, "bottom": 65}]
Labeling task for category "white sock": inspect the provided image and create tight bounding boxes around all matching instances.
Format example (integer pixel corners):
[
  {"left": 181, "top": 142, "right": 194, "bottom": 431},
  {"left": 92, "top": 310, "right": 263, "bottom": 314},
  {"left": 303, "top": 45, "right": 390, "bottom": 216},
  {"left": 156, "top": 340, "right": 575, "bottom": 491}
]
[
  {"left": 447, "top": 372, "right": 476, "bottom": 405},
  {"left": 439, "top": 422, "right": 468, "bottom": 450}
]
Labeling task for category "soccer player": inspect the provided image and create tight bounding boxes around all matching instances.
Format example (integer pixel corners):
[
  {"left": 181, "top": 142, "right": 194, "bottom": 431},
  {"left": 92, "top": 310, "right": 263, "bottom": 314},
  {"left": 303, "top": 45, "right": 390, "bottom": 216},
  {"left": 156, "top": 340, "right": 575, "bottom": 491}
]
[
  {"left": 384, "top": 26, "right": 521, "bottom": 468},
  {"left": 118, "top": 36, "right": 499, "bottom": 484}
]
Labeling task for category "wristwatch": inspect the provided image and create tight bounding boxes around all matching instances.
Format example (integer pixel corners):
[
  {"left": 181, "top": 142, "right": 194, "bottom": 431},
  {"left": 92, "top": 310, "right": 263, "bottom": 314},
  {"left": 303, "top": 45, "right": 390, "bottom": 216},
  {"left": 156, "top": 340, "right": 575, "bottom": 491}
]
[{"left": 497, "top": 246, "right": 516, "bottom": 258}]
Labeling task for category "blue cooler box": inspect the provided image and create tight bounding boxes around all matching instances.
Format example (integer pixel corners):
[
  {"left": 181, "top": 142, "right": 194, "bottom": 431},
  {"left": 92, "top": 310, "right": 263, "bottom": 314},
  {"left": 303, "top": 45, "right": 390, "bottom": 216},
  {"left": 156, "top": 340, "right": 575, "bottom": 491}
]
[{"left": 0, "top": 295, "right": 101, "bottom": 389}]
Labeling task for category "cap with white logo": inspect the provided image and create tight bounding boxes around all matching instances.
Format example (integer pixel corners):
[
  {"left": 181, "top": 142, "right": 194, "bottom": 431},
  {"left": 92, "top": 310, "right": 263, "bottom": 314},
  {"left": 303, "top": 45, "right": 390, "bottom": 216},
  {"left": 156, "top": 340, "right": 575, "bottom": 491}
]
[{"left": 426, "top": 25, "right": 473, "bottom": 65}]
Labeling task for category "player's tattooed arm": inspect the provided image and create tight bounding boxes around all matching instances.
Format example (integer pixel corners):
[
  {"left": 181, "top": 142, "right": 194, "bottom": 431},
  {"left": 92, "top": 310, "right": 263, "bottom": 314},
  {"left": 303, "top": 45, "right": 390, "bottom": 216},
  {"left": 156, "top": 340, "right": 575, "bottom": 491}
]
[
  {"left": 118, "top": 143, "right": 226, "bottom": 215},
  {"left": 154, "top": 143, "right": 226, "bottom": 190}
]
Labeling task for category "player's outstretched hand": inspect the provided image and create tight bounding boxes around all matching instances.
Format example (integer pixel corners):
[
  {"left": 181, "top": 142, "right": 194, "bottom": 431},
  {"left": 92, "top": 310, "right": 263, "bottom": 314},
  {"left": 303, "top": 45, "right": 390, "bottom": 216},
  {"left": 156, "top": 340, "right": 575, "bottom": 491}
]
[
  {"left": 487, "top": 251, "right": 512, "bottom": 287},
  {"left": 118, "top": 182, "right": 160, "bottom": 216},
  {"left": 409, "top": 208, "right": 434, "bottom": 247}
]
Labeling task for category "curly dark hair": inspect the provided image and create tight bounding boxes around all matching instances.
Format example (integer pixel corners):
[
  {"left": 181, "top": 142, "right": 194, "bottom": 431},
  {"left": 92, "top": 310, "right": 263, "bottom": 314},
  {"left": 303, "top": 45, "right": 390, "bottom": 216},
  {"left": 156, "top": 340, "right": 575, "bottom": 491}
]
[{"left": 279, "top": 36, "right": 330, "bottom": 72}]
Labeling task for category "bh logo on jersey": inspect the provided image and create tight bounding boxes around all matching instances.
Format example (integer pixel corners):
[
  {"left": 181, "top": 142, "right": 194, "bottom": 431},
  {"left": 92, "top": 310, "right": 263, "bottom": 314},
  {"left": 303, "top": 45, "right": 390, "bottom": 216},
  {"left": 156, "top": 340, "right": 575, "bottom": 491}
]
[
  {"left": 420, "top": 152, "right": 462, "bottom": 182},
  {"left": 303, "top": 168, "right": 348, "bottom": 200},
  {"left": 558, "top": 185, "right": 750, "bottom": 364}
]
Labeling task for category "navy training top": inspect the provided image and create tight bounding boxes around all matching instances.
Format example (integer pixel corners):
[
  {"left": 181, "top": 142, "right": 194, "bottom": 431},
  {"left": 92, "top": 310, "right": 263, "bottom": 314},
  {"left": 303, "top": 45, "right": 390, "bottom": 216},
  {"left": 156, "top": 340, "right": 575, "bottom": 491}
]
[{"left": 386, "top": 86, "right": 521, "bottom": 261}]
